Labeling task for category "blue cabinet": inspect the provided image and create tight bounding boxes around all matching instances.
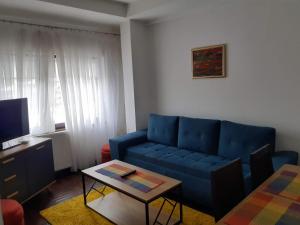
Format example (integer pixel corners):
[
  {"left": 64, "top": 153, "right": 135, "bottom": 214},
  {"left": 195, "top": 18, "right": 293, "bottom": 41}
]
[{"left": 0, "top": 137, "right": 55, "bottom": 203}]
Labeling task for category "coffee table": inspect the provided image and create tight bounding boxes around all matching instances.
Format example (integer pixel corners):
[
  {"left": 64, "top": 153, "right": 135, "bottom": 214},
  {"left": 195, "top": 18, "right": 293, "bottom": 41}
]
[{"left": 81, "top": 160, "right": 183, "bottom": 225}]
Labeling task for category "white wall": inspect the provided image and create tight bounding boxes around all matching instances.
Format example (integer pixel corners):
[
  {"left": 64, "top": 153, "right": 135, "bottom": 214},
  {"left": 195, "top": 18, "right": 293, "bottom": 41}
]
[
  {"left": 130, "top": 20, "right": 157, "bottom": 129},
  {"left": 135, "top": 0, "right": 300, "bottom": 153},
  {"left": 120, "top": 21, "right": 137, "bottom": 132},
  {"left": 120, "top": 20, "right": 156, "bottom": 130}
]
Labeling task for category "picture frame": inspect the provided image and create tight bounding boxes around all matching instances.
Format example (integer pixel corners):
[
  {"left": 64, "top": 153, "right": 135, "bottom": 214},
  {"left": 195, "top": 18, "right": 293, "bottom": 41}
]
[{"left": 192, "top": 44, "right": 226, "bottom": 79}]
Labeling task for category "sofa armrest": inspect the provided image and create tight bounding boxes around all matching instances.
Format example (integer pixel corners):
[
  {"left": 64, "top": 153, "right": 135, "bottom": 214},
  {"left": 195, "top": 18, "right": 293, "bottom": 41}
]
[
  {"left": 109, "top": 130, "right": 148, "bottom": 160},
  {"left": 272, "top": 150, "right": 299, "bottom": 170}
]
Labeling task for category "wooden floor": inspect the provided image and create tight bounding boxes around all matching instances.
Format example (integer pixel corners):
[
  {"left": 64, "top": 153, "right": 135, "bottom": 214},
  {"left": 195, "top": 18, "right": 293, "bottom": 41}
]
[{"left": 23, "top": 173, "right": 94, "bottom": 225}]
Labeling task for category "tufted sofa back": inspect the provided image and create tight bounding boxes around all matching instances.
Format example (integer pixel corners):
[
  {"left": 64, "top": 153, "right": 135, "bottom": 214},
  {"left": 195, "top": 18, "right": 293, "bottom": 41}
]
[
  {"left": 218, "top": 121, "right": 276, "bottom": 163},
  {"left": 177, "top": 117, "right": 220, "bottom": 154},
  {"left": 147, "top": 114, "right": 179, "bottom": 146},
  {"left": 146, "top": 114, "right": 276, "bottom": 163}
]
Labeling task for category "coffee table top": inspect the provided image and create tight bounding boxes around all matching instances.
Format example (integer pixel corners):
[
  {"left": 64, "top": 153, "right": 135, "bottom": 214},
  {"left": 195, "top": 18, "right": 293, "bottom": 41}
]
[{"left": 82, "top": 160, "right": 182, "bottom": 203}]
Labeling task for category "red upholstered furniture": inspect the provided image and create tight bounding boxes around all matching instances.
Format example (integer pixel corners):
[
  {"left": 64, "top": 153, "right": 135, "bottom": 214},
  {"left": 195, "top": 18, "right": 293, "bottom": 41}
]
[
  {"left": 101, "top": 144, "right": 111, "bottom": 163},
  {"left": 1, "top": 199, "right": 25, "bottom": 225}
]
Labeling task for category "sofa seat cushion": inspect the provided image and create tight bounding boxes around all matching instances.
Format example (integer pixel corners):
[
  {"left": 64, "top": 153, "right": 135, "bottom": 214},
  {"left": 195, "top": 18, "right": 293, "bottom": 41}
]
[
  {"left": 159, "top": 150, "right": 231, "bottom": 179},
  {"left": 126, "top": 142, "right": 178, "bottom": 164},
  {"left": 241, "top": 164, "right": 252, "bottom": 193},
  {"left": 218, "top": 121, "right": 276, "bottom": 163},
  {"left": 147, "top": 114, "right": 179, "bottom": 146},
  {"left": 126, "top": 143, "right": 231, "bottom": 179},
  {"left": 177, "top": 117, "right": 220, "bottom": 154}
]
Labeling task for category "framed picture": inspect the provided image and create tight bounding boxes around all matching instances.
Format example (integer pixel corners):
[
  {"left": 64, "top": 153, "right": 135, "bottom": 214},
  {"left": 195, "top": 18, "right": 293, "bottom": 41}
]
[{"left": 192, "top": 44, "right": 226, "bottom": 78}]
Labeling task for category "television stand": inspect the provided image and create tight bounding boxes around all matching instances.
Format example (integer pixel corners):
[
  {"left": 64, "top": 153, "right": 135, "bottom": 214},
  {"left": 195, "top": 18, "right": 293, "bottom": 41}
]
[{"left": 0, "top": 136, "right": 55, "bottom": 203}]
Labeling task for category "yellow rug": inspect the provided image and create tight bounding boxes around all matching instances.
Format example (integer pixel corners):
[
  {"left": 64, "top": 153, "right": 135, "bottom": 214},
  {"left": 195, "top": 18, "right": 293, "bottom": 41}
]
[{"left": 40, "top": 187, "right": 215, "bottom": 225}]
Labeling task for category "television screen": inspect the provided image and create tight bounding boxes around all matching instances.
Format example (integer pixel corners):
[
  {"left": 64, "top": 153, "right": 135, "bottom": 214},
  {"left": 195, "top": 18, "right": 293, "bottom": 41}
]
[{"left": 0, "top": 98, "right": 30, "bottom": 143}]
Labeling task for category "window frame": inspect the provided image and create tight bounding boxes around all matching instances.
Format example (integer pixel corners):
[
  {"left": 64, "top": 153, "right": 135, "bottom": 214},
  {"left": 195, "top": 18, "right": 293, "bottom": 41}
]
[{"left": 55, "top": 122, "right": 66, "bottom": 132}]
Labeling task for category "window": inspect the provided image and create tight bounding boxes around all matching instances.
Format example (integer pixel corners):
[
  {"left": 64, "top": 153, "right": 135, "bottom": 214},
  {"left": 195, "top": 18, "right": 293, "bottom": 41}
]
[
  {"left": 53, "top": 58, "right": 66, "bottom": 131},
  {"left": 0, "top": 54, "right": 66, "bottom": 133}
]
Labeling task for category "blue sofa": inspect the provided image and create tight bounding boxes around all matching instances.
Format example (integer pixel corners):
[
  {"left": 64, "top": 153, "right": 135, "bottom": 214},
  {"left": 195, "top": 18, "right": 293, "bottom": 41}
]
[{"left": 109, "top": 114, "right": 298, "bottom": 209}]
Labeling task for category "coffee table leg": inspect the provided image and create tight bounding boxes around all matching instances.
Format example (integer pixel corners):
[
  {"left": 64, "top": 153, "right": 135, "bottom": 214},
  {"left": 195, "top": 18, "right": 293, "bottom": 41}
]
[
  {"left": 145, "top": 203, "right": 150, "bottom": 225},
  {"left": 179, "top": 185, "right": 183, "bottom": 223},
  {"left": 82, "top": 174, "right": 87, "bottom": 206}
]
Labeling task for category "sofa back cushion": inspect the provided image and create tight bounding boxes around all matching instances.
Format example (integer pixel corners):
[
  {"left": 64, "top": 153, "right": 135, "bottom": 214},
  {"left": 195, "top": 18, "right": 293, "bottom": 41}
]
[
  {"left": 178, "top": 117, "right": 220, "bottom": 154},
  {"left": 218, "top": 121, "right": 275, "bottom": 163},
  {"left": 147, "top": 114, "right": 179, "bottom": 146}
]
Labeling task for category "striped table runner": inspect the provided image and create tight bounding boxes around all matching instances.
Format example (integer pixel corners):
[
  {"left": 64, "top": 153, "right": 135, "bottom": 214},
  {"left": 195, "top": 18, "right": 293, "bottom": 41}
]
[
  {"left": 96, "top": 164, "right": 164, "bottom": 193},
  {"left": 264, "top": 170, "right": 300, "bottom": 202},
  {"left": 225, "top": 192, "right": 300, "bottom": 225}
]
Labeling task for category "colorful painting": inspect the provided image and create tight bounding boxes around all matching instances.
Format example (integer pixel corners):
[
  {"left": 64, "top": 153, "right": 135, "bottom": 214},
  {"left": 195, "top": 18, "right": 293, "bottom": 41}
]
[{"left": 192, "top": 44, "right": 226, "bottom": 78}]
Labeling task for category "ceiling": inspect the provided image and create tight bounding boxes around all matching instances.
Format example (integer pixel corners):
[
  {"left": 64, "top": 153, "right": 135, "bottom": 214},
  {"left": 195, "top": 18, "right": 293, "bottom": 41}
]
[
  {"left": 127, "top": 0, "right": 211, "bottom": 23},
  {"left": 0, "top": 0, "right": 208, "bottom": 31},
  {"left": 0, "top": 0, "right": 128, "bottom": 33},
  {"left": 113, "top": 0, "right": 140, "bottom": 3}
]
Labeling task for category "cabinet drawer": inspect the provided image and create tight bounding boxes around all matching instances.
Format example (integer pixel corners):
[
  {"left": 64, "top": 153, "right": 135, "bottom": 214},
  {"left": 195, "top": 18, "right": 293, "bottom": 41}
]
[
  {"left": 0, "top": 152, "right": 27, "bottom": 202},
  {"left": 0, "top": 155, "right": 23, "bottom": 177},
  {"left": 1, "top": 176, "right": 26, "bottom": 201},
  {"left": 32, "top": 143, "right": 47, "bottom": 151},
  {"left": 1, "top": 173, "right": 25, "bottom": 194},
  {"left": 3, "top": 190, "right": 25, "bottom": 202}
]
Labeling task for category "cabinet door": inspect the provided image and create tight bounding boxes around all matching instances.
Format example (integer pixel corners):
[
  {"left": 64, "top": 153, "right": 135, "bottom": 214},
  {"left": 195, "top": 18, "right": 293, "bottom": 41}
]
[{"left": 26, "top": 140, "right": 55, "bottom": 196}]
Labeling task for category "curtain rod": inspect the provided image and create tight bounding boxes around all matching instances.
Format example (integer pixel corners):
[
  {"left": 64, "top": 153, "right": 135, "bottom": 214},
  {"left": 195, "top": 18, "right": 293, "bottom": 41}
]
[{"left": 0, "top": 19, "right": 120, "bottom": 36}]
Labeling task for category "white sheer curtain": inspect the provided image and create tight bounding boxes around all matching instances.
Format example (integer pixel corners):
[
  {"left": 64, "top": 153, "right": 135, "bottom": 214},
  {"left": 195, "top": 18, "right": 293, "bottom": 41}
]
[
  {"left": 0, "top": 23, "right": 56, "bottom": 134},
  {"left": 0, "top": 22, "right": 125, "bottom": 170},
  {"left": 54, "top": 31, "right": 125, "bottom": 170}
]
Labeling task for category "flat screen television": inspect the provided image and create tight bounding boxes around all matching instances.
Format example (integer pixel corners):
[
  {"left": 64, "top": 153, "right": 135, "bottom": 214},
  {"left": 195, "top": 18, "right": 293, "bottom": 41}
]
[{"left": 0, "top": 98, "right": 30, "bottom": 147}]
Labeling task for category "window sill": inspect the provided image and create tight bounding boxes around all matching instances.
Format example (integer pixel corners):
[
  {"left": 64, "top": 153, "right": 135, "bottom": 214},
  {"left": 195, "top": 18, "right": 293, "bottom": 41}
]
[{"left": 55, "top": 128, "right": 66, "bottom": 132}]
